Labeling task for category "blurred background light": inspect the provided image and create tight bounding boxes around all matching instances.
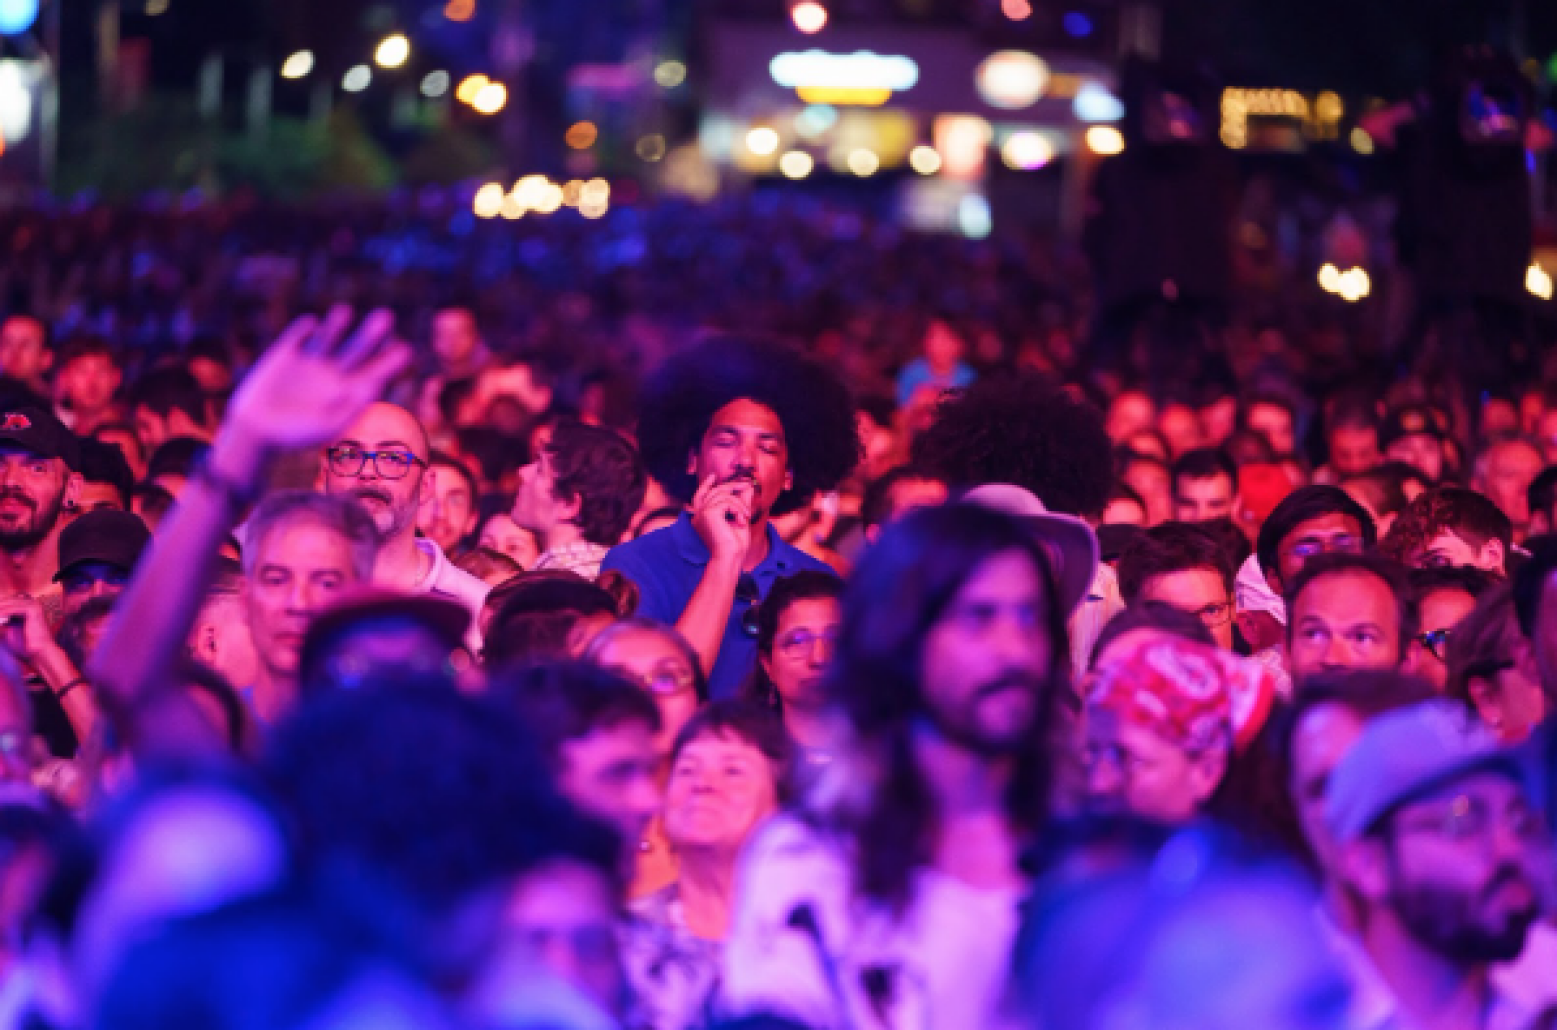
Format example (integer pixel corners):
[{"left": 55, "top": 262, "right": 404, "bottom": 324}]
[
  {"left": 779, "top": 151, "right": 814, "bottom": 179},
  {"left": 1000, "top": 131, "right": 1053, "bottom": 170},
  {"left": 375, "top": 35, "right": 410, "bottom": 70},
  {"left": 975, "top": 51, "right": 1049, "bottom": 110},
  {"left": 746, "top": 127, "right": 780, "bottom": 155},
  {"left": 790, "top": 1, "right": 828, "bottom": 34},
  {"left": 1085, "top": 125, "right": 1125, "bottom": 155},
  {"left": 420, "top": 71, "right": 450, "bottom": 98},
  {"left": 343, "top": 66, "right": 372, "bottom": 93},
  {"left": 280, "top": 52, "right": 314, "bottom": 80}
]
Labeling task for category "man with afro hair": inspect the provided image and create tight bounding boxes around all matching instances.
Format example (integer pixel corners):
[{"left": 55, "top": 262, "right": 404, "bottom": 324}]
[
  {"left": 912, "top": 372, "right": 1120, "bottom": 675},
  {"left": 602, "top": 337, "right": 860, "bottom": 698}
]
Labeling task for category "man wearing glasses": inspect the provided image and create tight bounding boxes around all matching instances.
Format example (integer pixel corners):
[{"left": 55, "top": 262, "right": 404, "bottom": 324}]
[
  {"left": 1325, "top": 700, "right": 1548, "bottom": 1030},
  {"left": 1117, "top": 522, "right": 1240, "bottom": 651},
  {"left": 1403, "top": 567, "right": 1496, "bottom": 691},
  {"left": 322, "top": 402, "right": 489, "bottom": 649},
  {"left": 1256, "top": 485, "right": 1378, "bottom": 603}
]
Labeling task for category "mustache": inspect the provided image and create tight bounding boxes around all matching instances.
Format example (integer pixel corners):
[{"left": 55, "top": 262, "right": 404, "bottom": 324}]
[
  {"left": 0, "top": 489, "right": 36, "bottom": 510},
  {"left": 351, "top": 486, "right": 392, "bottom": 505},
  {"left": 975, "top": 672, "right": 1046, "bottom": 700},
  {"left": 1482, "top": 867, "right": 1536, "bottom": 903}
]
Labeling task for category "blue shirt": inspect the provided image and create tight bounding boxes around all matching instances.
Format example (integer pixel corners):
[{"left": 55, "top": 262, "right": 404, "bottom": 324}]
[
  {"left": 601, "top": 514, "right": 836, "bottom": 699},
  {"left": 896, "top": 358, "right": 976, "bottom": 408}
]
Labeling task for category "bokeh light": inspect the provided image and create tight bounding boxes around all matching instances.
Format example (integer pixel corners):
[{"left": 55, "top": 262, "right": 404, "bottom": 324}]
[
  {"left": 280, "top": 52, "right": 314, "bottom": 80},
  {"left": 472, "top": 82, "right": 507, "bottom": 114},
  {"left": 791, "top": 1, "right": 828, "bottom": 34},
  {"left": 847, "top": 148, "right": 879, "bottom": 177},
  {"left": 909, "top": 146, "right": 942, "bottom": 175},
  {"left": 1085, "top": 125, "right": 1125, "bottom": 155},
  {"left": 342, "top": 66, "right": 372, "bottom": 93},
  {"left": 375, "top": 35, "right": 410, "bottom": 70},
  {"left": 1001, "top": 131, "right": 1054, "bottom": 170},
  {"left": 654, "top": 61, "right": 687, "bottom": 89},
  {"left": 421, "top": 71, "right": 450, "bottom": 98},
  {"left": 746, "top": 127, "right": 780, "bottom": 156},
  {"left": 565, "top": 122, "right": 599, "bottom": 149},
  {"left": 779, "top": 151, "right": 814, "bottom": 179}
]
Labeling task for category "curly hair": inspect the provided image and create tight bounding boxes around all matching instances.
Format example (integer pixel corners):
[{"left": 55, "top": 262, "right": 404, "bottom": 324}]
[
  {"left": 1116, "top": 522, "right": 1234, "bottom": 603},
  {"left": 546, "top": 421, "right": 648, "bottom": 546},
  {"left": 635, "top": 336, "right": 860, "bottom": 517},
  {"left": 1379, "top": 487, "right": 1513, "bottom": 570},
  {"left": 911, "top": 372, "right": 1114, "bottom": 518}
]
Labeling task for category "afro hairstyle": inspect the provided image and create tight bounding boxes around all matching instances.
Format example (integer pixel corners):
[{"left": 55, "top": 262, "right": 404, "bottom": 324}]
[
  {"left": 635, "top": 336, "right": 860, "bottom": 517},
  {"left": 911, "top": 372, "right": 1114, "bottom": 518}
]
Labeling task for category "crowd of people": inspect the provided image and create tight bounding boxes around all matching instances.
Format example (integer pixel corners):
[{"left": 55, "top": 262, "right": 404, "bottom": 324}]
[{"left": 0, "top": 191, "right": 1550, "bottom": 1030}]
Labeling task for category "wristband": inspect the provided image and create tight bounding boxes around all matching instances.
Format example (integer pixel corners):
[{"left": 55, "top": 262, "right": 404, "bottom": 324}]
[
  {"left": 54, "top": 676, "right": 87, "bottom": 701},
  {"left": 195, "top": 454, "right": 262, "bottom": 510}
]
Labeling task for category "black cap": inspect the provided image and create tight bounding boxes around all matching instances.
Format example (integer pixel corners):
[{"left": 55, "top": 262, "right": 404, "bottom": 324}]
[
  {"left": 0, "top": 408, "right": 81, "bottom": 472},
  {"left": 1380, "top": 404, "right": 1445, "bottom": 450},
  {"left": 55, "top": 510, "right": 151, "bottom": 581}
]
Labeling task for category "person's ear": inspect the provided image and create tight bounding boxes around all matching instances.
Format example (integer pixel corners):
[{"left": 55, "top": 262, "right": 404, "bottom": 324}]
[
  {"left": 1190, "top": 741, "right": 1229, "bottom": 805},
  {"left": 1481, "top": 538, "right": 1507, "bottom": 575},
  {"left": 1530, "top": 511, "right": 1551, "bottom": 538},
  {"left": 556, "top": 488, "right": 583, "bottom": 526},
  {"left": 62, "top": 472, "right": 82, "bottom": 512},
  {"left": 1338, "top": 838, "right": 1391, "bottom": 903},
  {"left": 1466, "top": 678, "right": 1504, "bottom": 734},
  {"left": 784, "top": 468, "right": 794, "bottom": 492},
  {"left": 686, "top": 449, "right": 698, "bottom": 477},
  {"left": 1516, "top": 635, "right": 1540, "bottom": 692}
]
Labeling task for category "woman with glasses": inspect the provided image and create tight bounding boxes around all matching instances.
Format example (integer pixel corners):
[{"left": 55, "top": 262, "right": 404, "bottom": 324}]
[
  {"left": 622, "top": 700, "right": 786, "bottom": 1030},
  {"left": 1448, "top": 585, "right": 1547, "bottom": 742},
  {"left": 586, "top": 618, "right": 708, "bottom": 899},
  {"left": 740, "top": 572, "right": 844, "bottom": 769}
]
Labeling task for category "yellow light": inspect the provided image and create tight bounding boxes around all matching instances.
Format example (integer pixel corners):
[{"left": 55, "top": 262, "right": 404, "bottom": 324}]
[
  {"left": 456, "top": 74, "right": 488, "bottom": 104},
  {"left": 565, "top": 121, "right": 598, "bottom": 149},
  {"left": 472, "top": 183, "right": 505, "bottom": 218},
  {"left": 909, "top": 145, "right": 942, "bottom": 175},
  {"left": 847, "top": 148, "right": 879, "bottom": 177},
  {"left": 779, "top": 151, "right": 814, "bottom": 179},
  {"left": 533, "top": 183, "right": 564, "bottom": 215},
  {"left": 1530, "top": 263, "right": 1555, "bottom": 301},
  {"left": 144, "top": 0, "right": 169, "bottom": 15},
  {"left": 580, "top": 199, "right": 609, "bottom": 219},
  {"left": 1001, "top": 0, "right": 1032, "bottom": 18},
  {"left": 1350, "top": 127, "right": 1374, "bottom": 154},
  {"left": 1085, "top": 125, "right": 1125, "bottom": 156},
  {"left": 562, "top": 180, "right": 583, "bottom": 207},
  {"left": 654, "top": 61, "right": 687, "bottom": 89},
  {"left": 513, "top": 174, "right": 550, "bottom": 210},
  {"left": 791, "top": 1, "right": 828, "bottom": 34},
  {"left": 444, "top": 0, "right": 475, "bottom": 20},
  {"left": 636, "top": 134, "right": 667, "bottom": 162},
  {"left": 1337, "top": 268, "right": 1370, "bottom": 302},
  {"left": 794, "top": 86, "right": 892, "bottom": 106},
  {"left": 375, "top": 34, "right": 411, "bottom": 70},
  {"left": 280, "top": 51, "right": 314, "bottom": 80},
  {"left": 472, "top": 82, "right": 507, "bottom": 114},
  {"left": 1001, "top": 131, "right": 1053, "bottom": 170},
  {"left": 342, "top": 65, "right": 372, "bottom": 93},
  {"left": 1318, "top": 263, "right": 1341, "bottom": 292},
  {"left": 976, "top": 51, "right": 1049, "bottom": 110},
  {"left": 746, "top": 127, "right": 780, "bottom": 156},
  {"left": 581, "top": 178, "right": 611, "bottom": 204},
  {"left": 500, "top": 194, "right": 526, "bottom": 220},
  {"left": 1314, "top": 91, "right": 1343, "bottom": 122},
  {"left": 934, "top": 114, "right": 993, "bottom": 180}
]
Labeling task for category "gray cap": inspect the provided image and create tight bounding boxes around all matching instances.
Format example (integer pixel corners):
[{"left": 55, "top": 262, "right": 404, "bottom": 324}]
[
  {"left": 1325, "top": 700, "right": 1527, "bottom": 843},
  {"left": 961, "top": 483, "right": 1100, "bottom": 617}
]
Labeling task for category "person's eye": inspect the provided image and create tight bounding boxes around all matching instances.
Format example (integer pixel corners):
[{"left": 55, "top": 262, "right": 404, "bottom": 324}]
[
  {"left": 386, "top": 453, "right": 413, "bottom": 468},
  {"left": 26, "top": 463, "right": 45, "bottom": 475},
  {"left": 335, "top": 447, "right": 360, "bottom": 460},
  {"left": 319, "top": 575, "right": 344, "bottom": 591},
  {"left": 261, "top": 573, "right": 286, "bottom": 587},
  {"left": 1354, "top": 631, "right": 1378, "bottom": 647}
]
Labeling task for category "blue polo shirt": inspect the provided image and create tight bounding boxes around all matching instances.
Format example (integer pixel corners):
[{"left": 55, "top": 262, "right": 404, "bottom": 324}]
[{"left": 600, "top": 514, "right": 836, "bottom": 699}]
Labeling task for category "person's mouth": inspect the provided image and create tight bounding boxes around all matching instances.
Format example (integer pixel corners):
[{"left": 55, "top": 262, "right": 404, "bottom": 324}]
[{"left": 352, "top": 487, "right": 391, "bottom": 507}]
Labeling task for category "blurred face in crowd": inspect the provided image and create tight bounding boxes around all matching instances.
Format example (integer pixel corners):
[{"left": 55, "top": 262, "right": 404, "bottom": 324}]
[
  {"left": 1414, "top": 529, "right": 1504, "bottom": 576},
  {"left": 1173, "top": 472, "right": 1235, "bottom": 523},
  {"left": 1270, "top": 513, "right": 1365, "bottom": 594},
  {"left": 418, "top": 460, "right": 478, "bottom": 555},
  {"left": 1476, "top": 440, "right": 1543, "bottom": 535},
  {"left": 1103, "top": 493, "right": 1147, "bottom": 527},
  {"left": 1158, "top": 403, "right": 1202, "bottom": 458},
  {"left": 502, "top": 860, "right": 625, "bottom": 1019},
  {"left": 664, "top": 730, "right": 779, "bottom": 857},
  {"left": 1329, "top": 426, "right": 1381, "bottom": 479},
  {"left": 923, "top": 320, "right": 964, "bottom": 376},
  {"left": 0, "top": 446, "right": 79, "bottom": 552},
  {"left": 1106, "top": 391, "right": 1155, "bottom": 444},
  {"left": 1387, "top": 433, "right": 1445, "bottom": 485},
  {"left": 0, "top": 317, "right": 49, "bottom": 384},
  {"left": 1139, "top": 569, "right": 1236, "bottom": 651},
  {"left": 1123, "top": 459, "right": 1172, "bottom": 527},
  {"left": 1288, "top": 570, "right": 1402, "bottom": 682},
  {"left": 761, "top": 596, "right": 840, "bottom": 714},
  {"left": 57, "top": 353, "right": 121, "bottom": 415},
  {"left": 1199, "top": 396, "right": 1238, "bottom": 447},
  {"left": 1288, "top": 700, "right": 1366, "bottom": 874},
  {"left": 60, "top": 562, "right": 129, "bottom": 620},
  {"left": 688, "top": 399, "right": 791, "bottom": 528},
  {"left": 592, "top": 627, "right": 702, "bottom": 755},
  {"left": 74, "top": 480, "right": 124, "bottom": 514},
  {"left": 186, "top": 355, "right": 231, "bottom": 395},
  {"left": 558, "top": 717, "right": 663, "bottom": 850},
  {"left": 191, "top": 592, "right": 261, "bottom": 690},
  {"left": 478, "top": 514, "right": 541, "bottom": 569},
  {"left": 919, "top": 549, "right": 1053, "bottom": 755},
  {"left": 1538, "top": 410, "right": 1557, "bottom": 466},
  {"left": 1405, "top": 586, "right": 1477, "bottom": 691},
  {"left": 1246, "top": 402, "right": 1296, "bottom": 456},
  {"left": 243, "top": 517, "right": 360, "bottom": 680},
  {"left": 432, "top": 308, "right": 481, "bottom": 371},
  {"left": 1344, "top": 772, "right": 1544, "bottom": 965},
  {"left": 512, "top": 446, "right": 574, "bottom": 543},
  {"left": 856, "top": 411, "right": 901, "bottom": 481},
  {"left": 866, "top": 476, "right": 948, "bottom": 544},
  {"left": 95, "top": 426, "right": 144, "bottom": 481},
  {"left": 1083, "top": 694, "right": 1226, "bottom": 823},
  {"left": 1527, "top": 570, "right": 1557, "bottom": 701},
  {"left": 323, "top": 403, "right": 429, "bottom": 543}
]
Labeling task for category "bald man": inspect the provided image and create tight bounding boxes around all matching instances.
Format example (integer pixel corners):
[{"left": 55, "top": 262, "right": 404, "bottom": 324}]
[{"left": 321, "top": 402, "right": 489, "bottom": 647}]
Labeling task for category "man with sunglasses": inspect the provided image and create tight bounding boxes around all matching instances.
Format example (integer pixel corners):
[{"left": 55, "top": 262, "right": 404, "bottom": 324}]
[
  {"left": 1404, "top": 566, "right": 1497, "bottom": 691},
  {"left": 322, "top": 402, "right": 489, "bottom": 649}
]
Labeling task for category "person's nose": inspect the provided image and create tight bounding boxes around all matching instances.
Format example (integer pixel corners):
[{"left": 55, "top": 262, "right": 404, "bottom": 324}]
[
  {"left": 1086, "top": 753, "right": 1124, "bottom": 801},
  {"left": 807, "top": 636, "right": 833, "bottom": 667},
  {"left": 1321, "top": 635, "right": 1354, "bottom": 671},
  {"left": 989, "top": 612, "right": 1039, "bottom": 667}
]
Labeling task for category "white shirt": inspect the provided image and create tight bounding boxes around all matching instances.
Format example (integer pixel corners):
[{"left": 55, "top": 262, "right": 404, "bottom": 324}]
[
  {"left": 722, "top": 814, "right": 1022, "bottom": 1030},
  {"left": 411, "top": 538, "right": 491, "bottom": 653}
]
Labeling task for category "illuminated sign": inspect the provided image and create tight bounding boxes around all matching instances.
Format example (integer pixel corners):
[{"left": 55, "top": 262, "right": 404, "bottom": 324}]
[{"left": 769, "top": 50, "right": 919, "bottom": 106}]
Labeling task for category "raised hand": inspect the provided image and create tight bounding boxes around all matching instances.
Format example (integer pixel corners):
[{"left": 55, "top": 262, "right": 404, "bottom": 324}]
[
  {"left": 690, "top": 474, "right": 754, "bottom": 565},
  {"left": 222, "top": 305, "right": 411, "bottom": 458}
]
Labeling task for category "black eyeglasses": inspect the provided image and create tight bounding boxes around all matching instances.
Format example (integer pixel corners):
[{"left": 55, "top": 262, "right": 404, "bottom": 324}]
[
  {"left": 326, "top": 446, "right": 427, "bottom": 481},
  {"left": 1416, "top": 627, "right": 1453, "bottom": 663}
]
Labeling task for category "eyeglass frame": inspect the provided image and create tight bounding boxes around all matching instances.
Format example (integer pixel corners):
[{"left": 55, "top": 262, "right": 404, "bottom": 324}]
[
  {"left": 1416, "top": 627, "right": 1453, "bottom": 663},
  {"left": 776, "top": 626, "right": 840, "bottom": 660},
  {"left": 325, "top": 446, "right": 429, "bottom": 481}
]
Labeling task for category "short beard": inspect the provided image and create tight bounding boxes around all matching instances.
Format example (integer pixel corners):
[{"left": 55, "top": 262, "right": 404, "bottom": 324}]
[
  {"left": 923, "top": 673, "right": 1046, "bottom": 757},
  {"left": 1389, "top": 873, "right": 1537, "bottom": 964},
  {"left": 0, "top": 491, "right": 63, "bottom": 552}
]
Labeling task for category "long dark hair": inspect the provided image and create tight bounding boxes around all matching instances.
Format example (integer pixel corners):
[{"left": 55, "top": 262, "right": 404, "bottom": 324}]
[
  {"left": 816, "top": 503, "right": 1070, "bottom": 911},
  {"left": 740, "top": 571, "right": 845, "bottom": 712}
]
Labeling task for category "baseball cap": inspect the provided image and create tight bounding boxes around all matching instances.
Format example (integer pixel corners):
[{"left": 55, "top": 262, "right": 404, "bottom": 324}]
[
  {"left": 1380, "top": 404, "right": 1446, "bottom": 450},
  {"left": 54, "top": 510, "right": 151, "bottom": 581},
  {"left": 1325, "top": 700, "right": 1527, "bottom": 843},
  {"left": 0, "top": 407, "right": 80, "bottom": 471},
  {"left": 961, "top": 483, "right": 1100, "bottom": 617}
]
